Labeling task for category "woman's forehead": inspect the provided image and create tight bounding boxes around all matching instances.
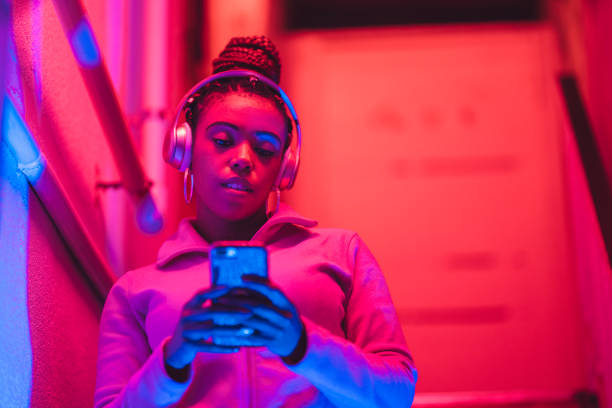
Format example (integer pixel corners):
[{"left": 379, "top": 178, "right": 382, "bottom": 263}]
[
  {"left": 200, "top": 93, "right": 283, "bottom": 121},
  {"left": 197, "top": 93, "right": 288, "bottom": 137}
]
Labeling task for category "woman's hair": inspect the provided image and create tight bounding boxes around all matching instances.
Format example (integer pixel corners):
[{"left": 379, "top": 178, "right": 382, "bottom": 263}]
[{"left": 186, "top": 35, "right": 293, "bottom": 150}]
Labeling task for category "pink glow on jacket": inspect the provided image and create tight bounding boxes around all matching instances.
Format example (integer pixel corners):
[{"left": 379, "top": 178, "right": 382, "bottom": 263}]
[{"left": 94, "top": 204, "right": 417, "bottom": 407}]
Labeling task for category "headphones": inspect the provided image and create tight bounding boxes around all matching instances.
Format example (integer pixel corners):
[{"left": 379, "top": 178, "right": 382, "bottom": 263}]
[{"left": 163, "top": 69, "right": 301, "bottom": 191}]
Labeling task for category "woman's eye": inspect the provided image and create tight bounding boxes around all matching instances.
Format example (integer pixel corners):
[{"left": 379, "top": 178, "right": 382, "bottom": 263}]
[
  {"left": 255, "top": 147, "right": 275, "bottom": 157},
  {"left": 213, "top": 138, "right": 233, "bottom": 147}
]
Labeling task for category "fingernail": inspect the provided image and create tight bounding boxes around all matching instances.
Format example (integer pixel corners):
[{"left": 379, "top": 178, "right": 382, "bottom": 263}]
[{"left": 238, "top": 328, "right": 254, "bottom": 336}]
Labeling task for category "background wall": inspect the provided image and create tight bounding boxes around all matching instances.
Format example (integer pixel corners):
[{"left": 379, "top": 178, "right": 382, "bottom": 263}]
[
  {"left": 2, "top": 0, "right": 611, "bottom": 407},
  {"left": 3, "top": 1, "right": 110, "bottom": 407},
  {"left": 2, "top": 0, "right": 197, "bottom": 405},
  {"left": 282, "top": 23, "right": 587, "bottom": 393},
  {"left": 26, "top": 184, "right": 102, "bottom": 408},
  {"left": 3, "top": 1, "right": 146, "bottom": 407}
]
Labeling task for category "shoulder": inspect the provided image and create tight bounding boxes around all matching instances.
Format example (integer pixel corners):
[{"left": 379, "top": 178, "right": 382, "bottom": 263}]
[
  {"left": 280, "top": 225, "right": 359, "bottom": 249},
  {"left": 309, "top": 227, "right": 370, "bottom": 252},
  {"left": 106, "top": 261, "right": 160, "bottom": 300},
  {"left": 310, "top": 229, "right": 381, "bottom": 274},
  {"left": 280, "top": 225, "right": 374, "bottom": 265},
  {"left": 310, "top": 226, "right": 357, "bottom": 241}
]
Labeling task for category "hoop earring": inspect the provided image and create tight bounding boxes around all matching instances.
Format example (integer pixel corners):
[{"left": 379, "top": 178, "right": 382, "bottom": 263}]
[
  {"left": 184, "top": 168, "right": 194, "bottom": 204},
  {"left": 266, "top": 186, "right": 280, "bottom": 218}
]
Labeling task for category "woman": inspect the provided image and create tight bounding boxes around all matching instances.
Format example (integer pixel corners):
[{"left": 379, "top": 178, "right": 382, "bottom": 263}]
[{"left": 94, "top": 35, "right": 417, "bottom": 408}]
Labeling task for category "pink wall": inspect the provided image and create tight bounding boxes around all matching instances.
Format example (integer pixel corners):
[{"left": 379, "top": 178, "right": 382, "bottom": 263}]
[
  {"left": 579, "top": 1, "right": 612, "bottom": 404},
  {"left": 12, "top": 0, "right": 111, "bottom": 262},
  {"left": 282, "top": 24, "right": 589, "bottom": 393},
  {"left": 4, "top": 0, "right": 610, "bottom": 406},
  {"left": 27, "top": 190, "right": 102, "bottom": 408},
  {"left": 8, "top": 1, "right": 191, "bottom": 405},
  {"left": 10, "top": 1, "right": 114, "bottom": 406},
  {"left": 563, "top": 108, "right": 612, "bottom": 408}
]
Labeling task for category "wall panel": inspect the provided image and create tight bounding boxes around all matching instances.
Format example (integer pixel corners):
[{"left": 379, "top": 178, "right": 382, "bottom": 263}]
[
  {"left": 27, "top": 189, "right": 102, "bottom": 408},
  {"left": 283, "top": 24, "right": 588, "bottom": 392}
]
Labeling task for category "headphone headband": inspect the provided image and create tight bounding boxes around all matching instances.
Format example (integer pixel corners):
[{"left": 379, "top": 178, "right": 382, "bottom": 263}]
[{"left": 167, "top": 69, "right": 301, "bottom": 190}]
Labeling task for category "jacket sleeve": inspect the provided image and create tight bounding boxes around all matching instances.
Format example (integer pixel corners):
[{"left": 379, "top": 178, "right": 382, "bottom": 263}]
[
  {"left": 94, "top": 275, "right": 193, "bottom": 408},
  {"left": 286, "top": 234, "right": 417, "bottom": 408}
]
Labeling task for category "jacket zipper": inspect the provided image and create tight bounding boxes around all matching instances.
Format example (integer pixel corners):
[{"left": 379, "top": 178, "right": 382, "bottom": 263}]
[{"left": 246, "top": 348, "right": 256, "bottom": 408}]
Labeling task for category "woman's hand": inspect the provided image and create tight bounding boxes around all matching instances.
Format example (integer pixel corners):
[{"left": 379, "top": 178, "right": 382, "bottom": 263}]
[
  {"left": 164, "top": 286, "right": 262, "bottom": 371},
  {"left": 164, "top": 278, "right": 306, "bottom": 377},
  {"left": 232, "top": 277, "right": 306, "bottom": 359}
]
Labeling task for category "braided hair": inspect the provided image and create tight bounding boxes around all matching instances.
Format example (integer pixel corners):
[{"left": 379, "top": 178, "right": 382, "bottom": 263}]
[
  {"left": 212, "top": 35, "right": 281, "bottom": 83},
  {"left": 186, "top": 35, "right": 293, "bottom": 150}
]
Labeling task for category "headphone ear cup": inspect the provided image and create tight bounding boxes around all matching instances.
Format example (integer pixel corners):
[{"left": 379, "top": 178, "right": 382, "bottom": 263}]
[
  {"left": 163, "top": 122, "right": 193, "bottom": 172},
  {"left": 277, "top": 149, "right": 297, "bottom": 190}
]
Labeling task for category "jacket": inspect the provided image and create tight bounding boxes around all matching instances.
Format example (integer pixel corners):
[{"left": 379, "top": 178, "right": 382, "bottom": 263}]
[{"left": 94, "top": 203, "right": 417, "bottom": 407}]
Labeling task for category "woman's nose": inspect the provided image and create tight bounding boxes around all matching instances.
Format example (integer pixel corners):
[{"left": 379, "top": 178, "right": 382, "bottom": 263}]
[{"left": 230, "top": 143, "right": 253, "bottom": 174}]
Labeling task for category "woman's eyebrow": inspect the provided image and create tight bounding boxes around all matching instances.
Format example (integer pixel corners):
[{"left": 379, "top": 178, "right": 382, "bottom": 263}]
[{"left": 206, "top": 121, "right": 239, "bottom": 131}]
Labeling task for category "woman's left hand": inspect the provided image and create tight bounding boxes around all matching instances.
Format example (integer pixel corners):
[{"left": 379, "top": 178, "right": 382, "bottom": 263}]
[{"left": 226, "top": 276, "right": 305, "bottom": 359}]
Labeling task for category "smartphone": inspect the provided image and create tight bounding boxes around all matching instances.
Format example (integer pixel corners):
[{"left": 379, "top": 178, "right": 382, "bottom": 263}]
[{"left": 209, "top": 241, "right": 268, "bottom": 287}]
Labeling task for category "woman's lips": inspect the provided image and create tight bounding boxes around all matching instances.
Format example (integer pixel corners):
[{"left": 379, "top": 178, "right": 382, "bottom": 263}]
[{"left": 221, "top": 178, "right": 253, "bottom": 193}]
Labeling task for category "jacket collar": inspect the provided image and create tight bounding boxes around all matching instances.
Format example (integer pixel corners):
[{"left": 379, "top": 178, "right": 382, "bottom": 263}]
[{"left": 156, "top": 203, "right": 317, "bottom": 268}]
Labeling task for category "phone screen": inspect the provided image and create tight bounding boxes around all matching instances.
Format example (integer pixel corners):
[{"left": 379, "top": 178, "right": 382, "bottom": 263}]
[{"left": 210, "top": 243, "right": 268, "bottom": 287}]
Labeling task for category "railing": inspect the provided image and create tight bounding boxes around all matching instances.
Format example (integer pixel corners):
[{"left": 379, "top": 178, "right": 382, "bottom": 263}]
[
  {"left": 413, "top": 390, "right": 599, "bottom": 408},
  {"left": 558, "top": 73, "right": 612, "bottom": 270}
]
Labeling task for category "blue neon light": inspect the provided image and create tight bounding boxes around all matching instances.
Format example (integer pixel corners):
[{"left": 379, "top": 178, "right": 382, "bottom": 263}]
[
  {"left": 136, "top": 192, "right": 164, "bottom": 234},
  {"left": 0, "top": 2, "right": 33, "bottom": 405},
  {"left": 69, "top": 18, "right": 101, "bottom": 68},
  {"left": 0, "top": 135, "right": 33, "bottom": 408},
  {"left": 1, "top": 96, "right": 45, "bottom": 183}
]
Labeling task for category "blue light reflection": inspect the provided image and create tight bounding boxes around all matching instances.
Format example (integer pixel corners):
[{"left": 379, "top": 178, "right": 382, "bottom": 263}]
[
  {"left": 0, "top": 1, "right": 33, "bottom": 406},
  {"left": 1, "top": 96, "right": 45, "bottom": 184},
  {"left": 69, "top": 18, "right": 101, "bottom": 68},
  {"left": 0, "top": 132, "right": 33, "bottom": 408}
]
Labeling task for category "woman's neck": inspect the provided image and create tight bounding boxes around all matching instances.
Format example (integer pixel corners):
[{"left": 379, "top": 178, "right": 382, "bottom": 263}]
[{"left": 194, "top": 204, "right": 268, "bottom": 243}]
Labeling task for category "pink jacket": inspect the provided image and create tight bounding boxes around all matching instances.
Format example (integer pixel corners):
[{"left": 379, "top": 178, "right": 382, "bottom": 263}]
[{"left": 94, "top": 204, "right": 417, "bottom": 407}]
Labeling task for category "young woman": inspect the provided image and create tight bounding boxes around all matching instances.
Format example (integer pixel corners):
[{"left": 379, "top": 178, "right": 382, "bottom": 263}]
[{"left": 94, "top": 35, "right": 417, "bottom": 408}]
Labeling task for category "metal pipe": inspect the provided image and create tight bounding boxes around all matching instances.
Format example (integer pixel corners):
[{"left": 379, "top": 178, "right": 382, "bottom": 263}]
[
  {"left": 51, "top": 0, "right": 163, "bottom": 234},
  {"left": 137, "top": 0, "right": 169, "bottom": 217},
  {"left": 101, "top": 0, "right": 127, "bottom": 275}
]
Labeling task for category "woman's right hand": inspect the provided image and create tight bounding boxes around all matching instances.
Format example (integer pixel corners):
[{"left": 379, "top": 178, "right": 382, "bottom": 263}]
[{"left": 163, "top": 286, "right": 259, "bottom": 371}]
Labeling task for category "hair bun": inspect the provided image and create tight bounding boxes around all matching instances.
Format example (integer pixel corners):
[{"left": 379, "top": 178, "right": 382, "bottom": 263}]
[{"left": 212, "top": 35, "right": 282, "bottom": 84}]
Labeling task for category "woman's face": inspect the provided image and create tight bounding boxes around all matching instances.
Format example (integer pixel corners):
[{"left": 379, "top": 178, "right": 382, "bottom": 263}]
[{"left": 192, "top": 92, "right": 288, "bottom": 221}]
